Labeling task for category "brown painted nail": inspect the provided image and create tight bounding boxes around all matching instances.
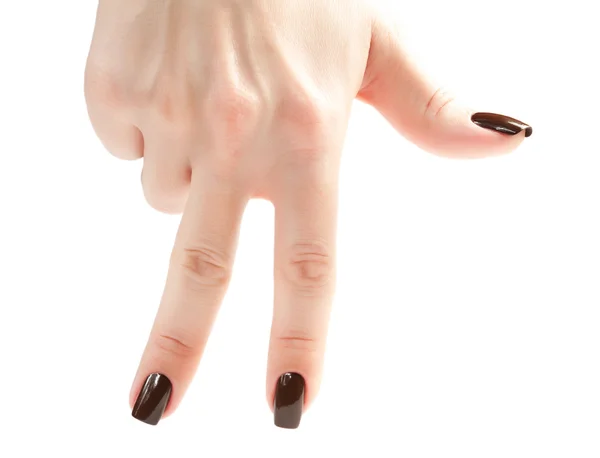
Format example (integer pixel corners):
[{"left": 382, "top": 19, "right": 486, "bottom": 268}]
[
  {"left": 471, "top": 112, "right": 533, "bottom": 137},
  {"left": 274, "top": 373, "right": 305, "bottom": 429},
  {"left": 132, "top": 373, "right": 172, "bottom": 425}
]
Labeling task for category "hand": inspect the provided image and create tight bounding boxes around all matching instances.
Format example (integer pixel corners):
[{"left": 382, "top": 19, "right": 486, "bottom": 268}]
[{"left": 84, "top": 0, "right": 532, "bottom": 429}]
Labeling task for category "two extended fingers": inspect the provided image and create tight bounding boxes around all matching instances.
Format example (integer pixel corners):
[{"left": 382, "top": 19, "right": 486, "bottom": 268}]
[{"left": 85, "top": 71, "right": 344, "bottom": 427}]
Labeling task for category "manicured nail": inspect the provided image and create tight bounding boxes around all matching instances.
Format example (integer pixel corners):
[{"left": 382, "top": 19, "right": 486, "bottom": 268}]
[
  {"left": 274, "top": 372, "right": 305, "bottom": 429},
  {"left": 132, "top": 373, "right": 172, "bottom": 425},
  {"left": 471, "top": 112, "right": 533, "bottom": 137}
]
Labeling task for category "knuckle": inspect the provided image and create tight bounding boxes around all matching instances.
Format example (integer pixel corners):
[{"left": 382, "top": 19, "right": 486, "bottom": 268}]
[
  {"left": 176, "top": 245, "right": 232, "bottom": 290},
  {"left": 153, "top": 89, "right": 198, "bottom": 133},
  {"left": 277, "top": 90, "right": 338, "bottom": 158},
  {"left": 278, "top": 91, "right": 333, "bottom": 135},
  {"left": 205, "top": 83, "right": 261, "bottom": 168},
  {"left": 424, "top": 87, "right": 456, "bottom": 120},
  {"left": 208, "top": 84, "right": 260, "bottom": 133},
  {"left": 154, "top": 333, "right": 196, "bottom": 359},
  {"left": 282, "top": 241, "right": 334, "bottom": 293}
]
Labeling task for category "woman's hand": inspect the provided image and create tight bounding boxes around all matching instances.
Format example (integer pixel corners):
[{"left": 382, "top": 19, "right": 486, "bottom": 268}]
[{"left": 84, "top": 0, "right": 532, "bottom": 428}]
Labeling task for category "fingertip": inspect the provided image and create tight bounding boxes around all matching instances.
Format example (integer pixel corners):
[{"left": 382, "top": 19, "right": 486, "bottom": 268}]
[
  {"left": 129, "top": 361, "right": 194, "bottom": 422},
  {"left": 131, "top": 372, "right": 174, "bottom": 425},
  {"left": 267, "top": 364, "right": 320, "bottom": 414},
  {"left": 128, "top": 337, "right": 197, "bottom": 424},
  {"left": 411, "top": 105, "right": 532, "bottom": 159},
  {"left": 271, "top": 372, "right": 307, "bottom": 429}
]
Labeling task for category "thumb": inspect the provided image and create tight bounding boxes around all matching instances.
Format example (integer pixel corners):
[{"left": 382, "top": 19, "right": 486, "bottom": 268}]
[{"left": 358, "top": 15, "right": 532, "bottom": 158}]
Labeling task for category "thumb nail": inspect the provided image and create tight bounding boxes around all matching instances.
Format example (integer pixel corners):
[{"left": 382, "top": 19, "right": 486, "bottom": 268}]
[{"left": 471, "top": 112, "right": 533, "bottom": 137}]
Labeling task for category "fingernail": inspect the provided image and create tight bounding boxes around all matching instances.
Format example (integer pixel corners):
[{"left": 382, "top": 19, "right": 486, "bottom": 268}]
[
  {"left": 471, "top": 112, "right": 533, "bottom": 137},
  {"left": 132, "top": 373, "right": 172, "bottom": 425},
  {"left": 274, "top": 372, "right": 305, "bottom": 429}
]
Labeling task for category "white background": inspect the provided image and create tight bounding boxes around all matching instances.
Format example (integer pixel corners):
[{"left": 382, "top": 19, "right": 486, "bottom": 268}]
[{"left": 0, "top": 1, "right": 598, "bottom": 457}]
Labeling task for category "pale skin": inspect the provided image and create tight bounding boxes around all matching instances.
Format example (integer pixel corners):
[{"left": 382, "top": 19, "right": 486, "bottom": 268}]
[{"left": 85, "top": 0, "right": 530, "bottom": 427}]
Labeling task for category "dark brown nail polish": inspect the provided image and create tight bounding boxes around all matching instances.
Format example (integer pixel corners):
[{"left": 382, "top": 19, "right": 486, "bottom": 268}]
[
  {"left": 132, "top": 373, "right": 172, "bottom": 425},
  {"left": 471, "top": 112, "right": 533, "bottom": 137},
  {"left": 274, "top": 372, "right": 305, "bottom": 429}
]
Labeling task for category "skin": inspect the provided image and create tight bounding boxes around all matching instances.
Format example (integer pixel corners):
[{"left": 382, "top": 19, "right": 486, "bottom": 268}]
[{"left": 84, "top": 0, "right": 527, "bottom": 420}]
